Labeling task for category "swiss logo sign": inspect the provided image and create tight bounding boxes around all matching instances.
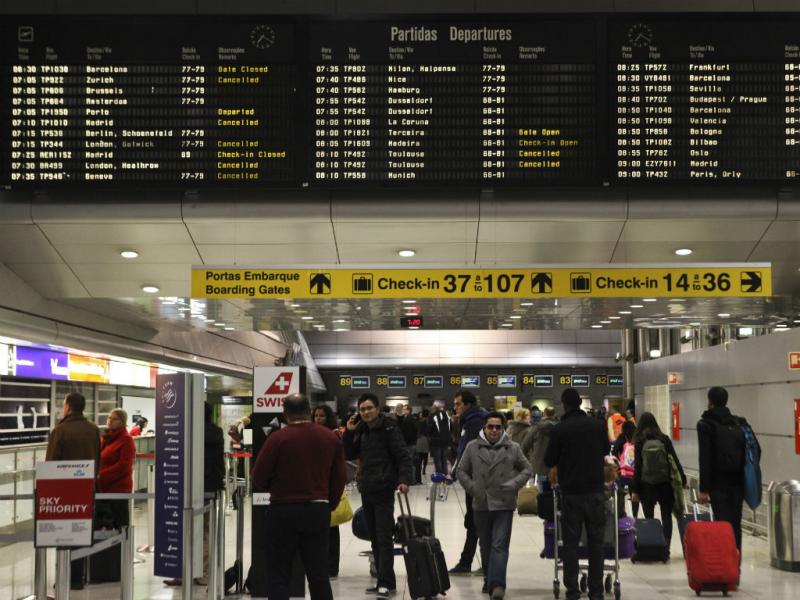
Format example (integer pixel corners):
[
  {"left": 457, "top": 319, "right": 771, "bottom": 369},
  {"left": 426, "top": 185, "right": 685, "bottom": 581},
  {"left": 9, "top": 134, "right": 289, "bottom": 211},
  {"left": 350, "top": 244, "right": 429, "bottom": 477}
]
[{"left": 253, "top": 367, "right": 300, "bottom": 413}]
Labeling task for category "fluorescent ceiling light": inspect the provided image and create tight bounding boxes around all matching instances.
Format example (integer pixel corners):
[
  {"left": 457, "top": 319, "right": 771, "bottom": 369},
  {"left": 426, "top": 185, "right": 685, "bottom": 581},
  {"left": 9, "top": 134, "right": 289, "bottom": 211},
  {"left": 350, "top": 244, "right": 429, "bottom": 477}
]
[
  {"left": 738, "top": 327, "right": 753, "bottom": 336},
  {"left": 674, "top": 248, "right": 693, "bottom": 256},
  {"left": 334, "top": 328, "right": 348, "bottom": 332},
  {"left": 649, "top": 349, "right": 662, "bottom": 358},
  {"left": 630, "top": 304, "right": 644, "bottom": 308},
  {"left": 618, "top": 310, "right": 632, "bottom": 315},
  {"left": 120, "top": 250, "right": 139, "bottom": 259},
  {"left": 301, "top": 316, "right": 314, "bottom": 320},
  {"left": 142, "top": 285, "right": 159, "bottom": 293},
  {"left": 689, "top": 322, "right": 702, "bottom": 326},
  {"left": 509, "top": 315, "right": 522, "bottom": 320},
  {"left": 215, "top": 323, "right": 226, "bottom": 327},
  {"left": 520, "top": 302, "right": 533, "bottom": 307},
  {"left": 402, "top": 300, "right": 416, "bottom": 304},
  {"left": 717, "top": 313, "right": 730, "bottom": 318},
  {"left": 398, "top": 249, "right": 416, "bottom": 257},
  {"left": 291, "top": 303, "right": 301, "bottom": 308},
  {"left": 500, "top": 323, "right": 513, "bottom": 327},
  {"left": 591, "top": 324, "right": 603, "bottom": 328},
  {"left": 776, "top": 323, "right": 788, "bottom": 328},
  {"left": 642, "top": 298, "right": 657, "bottom": 302},
  {"left": 608, "top": 316, "right": 621, "bottom": 320},
  {"left": 204, "top": 318, "right": 214, "bottom": 323},
  {"left": 600, "top": 320, "right": 611, "bottom": 324}
]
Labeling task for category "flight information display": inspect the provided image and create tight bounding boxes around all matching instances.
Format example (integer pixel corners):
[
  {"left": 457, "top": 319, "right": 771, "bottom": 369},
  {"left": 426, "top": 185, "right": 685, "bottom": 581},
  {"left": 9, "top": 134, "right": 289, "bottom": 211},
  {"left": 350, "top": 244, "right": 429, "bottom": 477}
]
[
  {"left": 612, "top": 18, "right": 800, "bottom": 182},
  {"left": 2, "top": 15, "right": 800, "bottom": 188},
  {"left": 1, "top": 18, "right": 297, "bottom": 185},
  {"left": 308, "top": 20, "right": 597, "bottom": 184}
]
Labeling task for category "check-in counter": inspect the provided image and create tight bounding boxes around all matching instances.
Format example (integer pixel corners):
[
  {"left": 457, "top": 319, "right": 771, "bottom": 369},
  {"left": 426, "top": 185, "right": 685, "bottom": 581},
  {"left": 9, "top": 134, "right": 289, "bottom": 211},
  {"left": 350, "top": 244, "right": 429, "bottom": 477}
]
[{"left": 133, "top": 435, "right": 155, "bottom": 491}]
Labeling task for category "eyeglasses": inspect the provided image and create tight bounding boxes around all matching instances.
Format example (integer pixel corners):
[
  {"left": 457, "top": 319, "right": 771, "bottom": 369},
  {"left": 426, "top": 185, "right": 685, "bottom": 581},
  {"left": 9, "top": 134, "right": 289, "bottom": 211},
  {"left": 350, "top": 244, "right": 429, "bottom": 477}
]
[{"left": 486, "top": 424, "right": 503, "bottom": 431}]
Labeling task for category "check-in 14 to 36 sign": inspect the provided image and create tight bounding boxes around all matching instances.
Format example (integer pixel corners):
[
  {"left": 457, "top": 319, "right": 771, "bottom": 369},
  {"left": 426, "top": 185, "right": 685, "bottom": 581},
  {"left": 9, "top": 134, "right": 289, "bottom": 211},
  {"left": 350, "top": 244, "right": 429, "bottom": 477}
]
[{"left": 192, "top": 264, "right": 771, "bottom": 300}]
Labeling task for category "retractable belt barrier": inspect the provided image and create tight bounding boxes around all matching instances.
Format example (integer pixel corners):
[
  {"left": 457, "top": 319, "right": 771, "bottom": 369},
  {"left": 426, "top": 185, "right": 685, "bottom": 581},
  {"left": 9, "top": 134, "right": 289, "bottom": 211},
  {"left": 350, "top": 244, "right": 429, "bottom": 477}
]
[{"left": 0, "top": 490, "right": 227, "bottom": 600}]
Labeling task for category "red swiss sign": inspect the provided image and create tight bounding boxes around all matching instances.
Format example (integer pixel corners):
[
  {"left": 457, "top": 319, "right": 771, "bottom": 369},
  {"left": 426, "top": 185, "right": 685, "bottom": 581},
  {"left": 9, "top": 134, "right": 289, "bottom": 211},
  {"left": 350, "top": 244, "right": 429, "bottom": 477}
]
[
  {"left": 789, "top": 352, "right": 800, "bottom": 370},
  {"left": 263, "top": 371, "right": 294, "bottom": 395},
  {"left": 795, "top": 399, "right": 800, "bottom": 455},
  {"left": 671, "top": 402, "right": 681, "bottom": 441}
]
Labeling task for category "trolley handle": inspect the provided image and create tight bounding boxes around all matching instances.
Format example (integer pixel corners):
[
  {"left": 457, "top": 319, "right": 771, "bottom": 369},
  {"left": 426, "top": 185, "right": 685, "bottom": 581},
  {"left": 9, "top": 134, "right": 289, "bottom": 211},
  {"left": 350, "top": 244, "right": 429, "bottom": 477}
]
[{"left": 396, "top": 491, "right": 417, "bottom": 539}]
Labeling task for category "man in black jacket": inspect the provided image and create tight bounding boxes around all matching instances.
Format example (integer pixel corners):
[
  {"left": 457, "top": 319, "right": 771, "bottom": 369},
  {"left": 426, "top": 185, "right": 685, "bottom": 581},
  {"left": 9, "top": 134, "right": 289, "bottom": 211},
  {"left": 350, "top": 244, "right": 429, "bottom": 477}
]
[
  {"left": 697, "top": 386, "right": 755, "bottom": 554},
  {"left": 544, "top": 389, "right": 607, "bottom": 600},
  {"left": 343, "top": 394, "right": 412, "bottom": 600},
  {"left": 200, "top": 402, "right": 225, "bottom": 586},
  {"left": 428, "top": 402, "right": 451, "bottom": 475}
]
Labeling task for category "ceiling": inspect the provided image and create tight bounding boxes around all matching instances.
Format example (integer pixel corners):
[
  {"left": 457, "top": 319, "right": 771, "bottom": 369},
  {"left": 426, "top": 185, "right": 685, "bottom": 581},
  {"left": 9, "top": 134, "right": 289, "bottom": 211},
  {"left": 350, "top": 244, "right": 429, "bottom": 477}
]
[{"left": 0, "top": 190, "right": 798, "bottom": 336}]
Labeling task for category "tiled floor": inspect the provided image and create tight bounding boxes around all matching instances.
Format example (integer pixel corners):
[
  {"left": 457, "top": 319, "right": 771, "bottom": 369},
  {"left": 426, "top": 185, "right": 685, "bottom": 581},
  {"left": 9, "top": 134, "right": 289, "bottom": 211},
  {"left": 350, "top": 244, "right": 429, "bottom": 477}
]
[{"left": 2, "top": 481, "right": 798, "bottom": 599}]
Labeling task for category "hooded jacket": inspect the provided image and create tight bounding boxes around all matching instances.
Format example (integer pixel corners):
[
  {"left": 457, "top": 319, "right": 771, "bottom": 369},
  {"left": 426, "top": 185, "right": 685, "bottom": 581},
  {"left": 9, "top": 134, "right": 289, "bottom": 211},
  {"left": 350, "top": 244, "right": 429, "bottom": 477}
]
[
  {"left": 456, "top": 405, "right": 488, "bottom": 459},
  {"left": 343, "top": 414, "right": 413, "bottom": 496},
  {"left": 697, "top": 406, "right": 753, "bottom": 492},
  {"left": 457, "top": 431, "right": 532, "bottom": 511},
  {"left": 507, "top": 420, "right": 531, "bottom": 445}
]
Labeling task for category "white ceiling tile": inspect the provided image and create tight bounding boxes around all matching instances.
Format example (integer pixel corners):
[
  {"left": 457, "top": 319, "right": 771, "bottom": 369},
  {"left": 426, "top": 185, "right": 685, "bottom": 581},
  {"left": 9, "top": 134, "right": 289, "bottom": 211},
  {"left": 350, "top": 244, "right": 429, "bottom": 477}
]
[
  {"left": 620, "top": 220, "right": 772, "bottom": 243},
  {"left": 197, "top": 244, "right": 339, "bottom": 265},
  {"left": 57, "top": 244, "right": 202, "bottom": 264},
  {"left": 40, "top": 223, "right": 193, "bottom": 245},
  {"left": 611, "top": 241, "right": 753, "bottom": 263},
  {"left": 335, "top": 222, "right": 478, "bottom": 244},
  {"left": 477, "top": 242, "right": 616, "bottom": 263},
  {"left": 70, "top": 263, "right": 190, "bottom": 281},
  {"left": 758, "top": 221, "right": 800, "bottom": 242},
  {"left": 83, "top": 280, "right": 191, "bottom": 298},
  {"left": 338, "top": 243, "right": 475, "bottom": 263},
  {"left": 0, "top": 225, "right": 62, "bottom": 263},
  {"left": 478, "top": 221, "right": 624, "bottom": 244},
  {"left": 187, "top": 222, "right": 336, "bottom": 245}
]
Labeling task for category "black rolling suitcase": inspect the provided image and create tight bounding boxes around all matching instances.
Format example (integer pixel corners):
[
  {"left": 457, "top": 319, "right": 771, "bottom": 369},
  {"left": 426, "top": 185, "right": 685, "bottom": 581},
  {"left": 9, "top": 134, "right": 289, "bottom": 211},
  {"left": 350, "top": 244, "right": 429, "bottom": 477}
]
[
  {"left": 89, "top": 529, "right": 122, "bottom": 583},
  {"left": 632, "top": 518, "right": 669, "bottom": 563},
  {"left": 397, "top": 492, "right": 450, "bottom": 600}
]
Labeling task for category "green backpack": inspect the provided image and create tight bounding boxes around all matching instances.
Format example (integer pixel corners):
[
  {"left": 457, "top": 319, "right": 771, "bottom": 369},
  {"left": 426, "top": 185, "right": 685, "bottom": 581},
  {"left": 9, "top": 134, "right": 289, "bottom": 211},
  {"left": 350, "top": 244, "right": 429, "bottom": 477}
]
[{"left": 641, "top": 438, "right": 670, "bottom": 484}]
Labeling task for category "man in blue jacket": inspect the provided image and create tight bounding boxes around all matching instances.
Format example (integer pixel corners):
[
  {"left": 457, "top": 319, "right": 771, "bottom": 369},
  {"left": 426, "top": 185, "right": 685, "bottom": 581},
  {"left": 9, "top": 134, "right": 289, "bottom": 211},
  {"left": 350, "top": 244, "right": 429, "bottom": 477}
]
[{"left": 448, "top": 389, "right": 488, "bottom": 578}]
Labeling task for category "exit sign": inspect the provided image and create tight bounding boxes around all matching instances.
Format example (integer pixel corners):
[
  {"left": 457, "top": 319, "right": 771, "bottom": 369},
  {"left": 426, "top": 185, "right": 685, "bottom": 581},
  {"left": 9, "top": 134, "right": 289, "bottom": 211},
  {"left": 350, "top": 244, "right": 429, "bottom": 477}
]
[{"left": 789, "top": 352, "right": 800, "bottom": 370}]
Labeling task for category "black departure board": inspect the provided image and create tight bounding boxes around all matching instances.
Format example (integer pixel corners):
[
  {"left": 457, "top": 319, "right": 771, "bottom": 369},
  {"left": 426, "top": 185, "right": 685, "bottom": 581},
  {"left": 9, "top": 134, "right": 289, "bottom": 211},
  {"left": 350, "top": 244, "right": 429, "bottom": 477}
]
[
  {"left": 3, "top": 15, "right": 800, "bottom": 189},
  {"left": 308, "top": 20, "right": 597, "bottom": 184},
  {"left": 1, "top": 18, "right": 297, "bottom": 185},
  {"left": 611, "top": 18, "right": 800, "bottom": 182}
]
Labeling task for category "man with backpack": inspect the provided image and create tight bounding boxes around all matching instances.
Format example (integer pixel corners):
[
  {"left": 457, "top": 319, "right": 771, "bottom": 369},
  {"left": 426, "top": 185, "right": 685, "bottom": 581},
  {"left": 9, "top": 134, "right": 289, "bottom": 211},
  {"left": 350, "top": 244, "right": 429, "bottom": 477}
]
[{"left": 697, "top": 386, "right": 761, "bottom": 554}]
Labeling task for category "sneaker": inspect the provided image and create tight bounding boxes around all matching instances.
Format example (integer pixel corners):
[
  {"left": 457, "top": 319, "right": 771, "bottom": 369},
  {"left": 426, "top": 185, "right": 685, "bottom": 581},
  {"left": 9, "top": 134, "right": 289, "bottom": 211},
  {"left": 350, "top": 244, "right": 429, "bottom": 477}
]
[
  {"left": 491, "top": 585, "right": 505, "bottom": 600},
  {"left": 376, "top": 587, "right": 391, "bottom": 600},
  {"left": 448, "top": 563, "right": 472, "bottom": 575},
  {"left": 365, "top": 585, "right": 396, "bottom": 594},
  {"left": 163, "top": 579, "right": 182, "bottom": 587},
  {"left": 193, "top": 577, "right": 208, "bottom": 586}
]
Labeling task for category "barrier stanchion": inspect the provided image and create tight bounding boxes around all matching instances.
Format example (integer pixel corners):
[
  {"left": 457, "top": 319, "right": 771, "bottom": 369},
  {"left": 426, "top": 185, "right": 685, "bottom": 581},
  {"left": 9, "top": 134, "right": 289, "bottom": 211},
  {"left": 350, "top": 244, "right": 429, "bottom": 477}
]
[
  {"left": 244, "top": 455, "right": 251, "bottom": 497},
  {"left": 208, "top": 496, "right": 218, "bottom": 600},
  {"left": 235, "top": 482, "right": 245, "bottom": 593},
  {"left": 139, "top": 463, "right": 155, "bottom": 552},
  {"left": 181, "top": 504, "right": 195, "bottom": 600},
  {"left": 34, "top": 546, "right": 47, "bottom": 600},
  {"left": 217, "top": 489, "right": 226, "bottom": 599},
  {"left": 55, "top": 549, "right": 71, "bottom": 600},
  {"left": 121, "top": 524, "right": 134, "bottom": 600}
]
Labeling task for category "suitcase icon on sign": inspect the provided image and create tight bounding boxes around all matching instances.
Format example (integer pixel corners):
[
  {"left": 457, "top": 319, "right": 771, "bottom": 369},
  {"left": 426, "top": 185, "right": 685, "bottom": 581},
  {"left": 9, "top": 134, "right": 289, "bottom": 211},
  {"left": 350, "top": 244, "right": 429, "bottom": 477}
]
[{"left": 352, "top": 273, "right": 373, "bottom": 294}]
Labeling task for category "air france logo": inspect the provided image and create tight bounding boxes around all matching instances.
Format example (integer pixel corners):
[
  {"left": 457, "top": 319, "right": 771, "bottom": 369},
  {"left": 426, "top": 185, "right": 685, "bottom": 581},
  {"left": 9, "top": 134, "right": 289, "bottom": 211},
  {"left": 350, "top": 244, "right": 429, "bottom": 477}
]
[{"left": 256, "top": 371, "right": 294, "bottom": 409}]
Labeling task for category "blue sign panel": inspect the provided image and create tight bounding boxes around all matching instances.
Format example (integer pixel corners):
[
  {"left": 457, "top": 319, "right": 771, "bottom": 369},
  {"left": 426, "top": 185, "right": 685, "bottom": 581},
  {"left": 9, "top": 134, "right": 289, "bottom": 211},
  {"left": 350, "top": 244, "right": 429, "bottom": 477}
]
[
  {"left": 13, "top": 347, "right": 69, "bottom": 380},
  {"left": 154, "top": 374, "right": 185, "bottom": 578}
]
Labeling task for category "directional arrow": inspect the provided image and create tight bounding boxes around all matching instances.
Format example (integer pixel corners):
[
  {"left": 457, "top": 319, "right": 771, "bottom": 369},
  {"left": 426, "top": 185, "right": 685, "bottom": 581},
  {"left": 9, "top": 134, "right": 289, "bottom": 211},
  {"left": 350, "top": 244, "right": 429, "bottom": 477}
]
[
  {"left": 740, "top": 271, "right": 762, "bottom": 293},
  {"left": 310, "top": 272, "right": 331, "bottom": 295},
  {"left": 531, "top": 272, "right": 553, "bottom": 294}
]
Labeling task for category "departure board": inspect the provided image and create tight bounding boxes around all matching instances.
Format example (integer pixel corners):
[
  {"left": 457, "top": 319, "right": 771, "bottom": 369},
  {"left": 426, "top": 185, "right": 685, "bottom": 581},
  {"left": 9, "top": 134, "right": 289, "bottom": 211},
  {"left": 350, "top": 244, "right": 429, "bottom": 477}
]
[
  {"left": 3, "top": 15, "right": 800, "bottom": 188},
  {"left": 611, "top": 18, "right": 800, "bottom": 182},
  {"left": 0, "top": 18, "right": 297, "bottom": 185},
  {"left": 308, "top": 20, "right": 598, "bottom": 184}
]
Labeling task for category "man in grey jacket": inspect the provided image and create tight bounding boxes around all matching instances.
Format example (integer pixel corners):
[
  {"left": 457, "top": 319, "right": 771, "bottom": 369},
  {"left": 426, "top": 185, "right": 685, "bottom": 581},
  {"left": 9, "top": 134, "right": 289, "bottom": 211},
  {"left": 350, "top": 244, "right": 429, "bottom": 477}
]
[
  {"left": 521, "top": 406, "right": 557, "bottom": 490},
  {"left": 457, "top": 411, "right": 533, "bottom": 600}
]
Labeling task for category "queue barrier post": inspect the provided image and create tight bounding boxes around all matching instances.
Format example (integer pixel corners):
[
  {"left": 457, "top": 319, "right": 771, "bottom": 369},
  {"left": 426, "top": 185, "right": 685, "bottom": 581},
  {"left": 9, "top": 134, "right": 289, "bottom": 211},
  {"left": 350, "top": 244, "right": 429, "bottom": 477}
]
[
  {"left": 235, "top": 481, "right": 245, "bottom": 593},
  {"left": 244, "top": 455, "right": 251, "bottom": 498},
  {"left": 208, "top": 495, "right": 219, "bottom": 600},
  {"left": 217, "top": 488, "right": 226, "bottom": 600},
  {"left": 34, "top": 546, "right": 47, "bottom": 600},
  {"left": 55, "top": 549, "right": 71, "bottom": 600}
]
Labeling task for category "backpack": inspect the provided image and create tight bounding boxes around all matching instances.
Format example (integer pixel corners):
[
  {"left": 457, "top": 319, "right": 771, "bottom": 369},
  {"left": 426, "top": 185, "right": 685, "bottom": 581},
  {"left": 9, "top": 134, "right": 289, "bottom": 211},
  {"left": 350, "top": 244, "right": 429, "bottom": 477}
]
[
  {"left": 619, "top": 441, "right": 635, "bottom": 478},
  {"left": 711, "top": 418, "right": 745, "bottom": 474},
  {"left": 641, "top": 438, "right": 670, "bottom": 484},
  {"left": 741, "top": 422, "right": 762, "bottom": 510}
]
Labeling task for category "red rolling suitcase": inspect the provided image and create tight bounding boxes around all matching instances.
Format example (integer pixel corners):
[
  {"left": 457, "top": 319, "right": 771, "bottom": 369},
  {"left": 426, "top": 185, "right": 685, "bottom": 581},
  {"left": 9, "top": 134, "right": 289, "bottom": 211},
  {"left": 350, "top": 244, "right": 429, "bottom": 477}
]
[{"left": 683, "top": 503, "right": 739, "bottom": 596}]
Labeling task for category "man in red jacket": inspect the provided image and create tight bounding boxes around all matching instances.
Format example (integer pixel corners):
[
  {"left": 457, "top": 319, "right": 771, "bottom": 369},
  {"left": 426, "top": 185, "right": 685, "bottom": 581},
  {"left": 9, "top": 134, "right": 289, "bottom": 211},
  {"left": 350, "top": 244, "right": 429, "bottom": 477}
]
[
  {"left": 98, "top": 408, "right": 136, "bottom": 528},
  {"left": 252, "top": 394, "right": 346, "bottom": 600}
]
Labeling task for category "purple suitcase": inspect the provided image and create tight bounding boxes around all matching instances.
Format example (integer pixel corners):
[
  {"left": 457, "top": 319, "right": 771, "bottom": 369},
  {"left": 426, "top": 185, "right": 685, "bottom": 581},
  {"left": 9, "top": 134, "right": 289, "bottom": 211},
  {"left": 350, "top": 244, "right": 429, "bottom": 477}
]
[{"left": 543, "top": 516, "right": 635, "bottom": 560}]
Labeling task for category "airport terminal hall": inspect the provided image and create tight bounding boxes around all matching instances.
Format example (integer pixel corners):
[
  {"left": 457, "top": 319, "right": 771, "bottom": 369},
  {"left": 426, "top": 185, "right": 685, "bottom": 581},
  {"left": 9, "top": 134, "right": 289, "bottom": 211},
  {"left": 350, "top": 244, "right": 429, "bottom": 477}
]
[{"left": 3, "top": 1, "right": 800, "bottom": 600}]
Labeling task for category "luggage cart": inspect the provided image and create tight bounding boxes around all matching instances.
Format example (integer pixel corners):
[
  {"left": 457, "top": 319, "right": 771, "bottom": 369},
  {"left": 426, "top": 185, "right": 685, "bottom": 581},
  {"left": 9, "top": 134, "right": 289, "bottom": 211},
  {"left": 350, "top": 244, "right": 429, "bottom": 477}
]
[{"left": 547, "top": 484, "right": 624, "bottom": 600}]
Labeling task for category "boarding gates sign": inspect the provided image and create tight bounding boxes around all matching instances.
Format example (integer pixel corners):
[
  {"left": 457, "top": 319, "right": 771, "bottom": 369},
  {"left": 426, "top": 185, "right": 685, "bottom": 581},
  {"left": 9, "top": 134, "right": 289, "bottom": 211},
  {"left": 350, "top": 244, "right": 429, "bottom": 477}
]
[
  {"left": 34, "top": 460, "right": 95, "bottom": 547},
  {"left": 253, "top": 366, "right": 301, "bottom": 413},
  {"left": 192, "top": 264, "right": 772, "bottom": 300}
]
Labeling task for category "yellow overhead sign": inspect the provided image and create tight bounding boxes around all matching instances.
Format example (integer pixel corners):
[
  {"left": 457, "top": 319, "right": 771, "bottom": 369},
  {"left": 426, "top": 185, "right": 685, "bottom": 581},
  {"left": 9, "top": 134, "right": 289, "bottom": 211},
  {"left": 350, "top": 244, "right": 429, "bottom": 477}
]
[{"left": 192, "top": 265, "right": 771, "bottom": 299}]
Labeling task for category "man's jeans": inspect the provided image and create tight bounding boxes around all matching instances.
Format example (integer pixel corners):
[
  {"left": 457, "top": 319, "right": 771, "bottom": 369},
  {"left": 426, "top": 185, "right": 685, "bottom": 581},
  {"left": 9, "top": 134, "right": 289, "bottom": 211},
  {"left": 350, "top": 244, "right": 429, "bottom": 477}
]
[
  {"left": 473, "top": 509, "right": 513, "bottom": 591},
  {"left": 431, "top": 446, "right": 448, "bottom": 475},
  {"left": 561, "top": 493, "right": 607, "bottom": 600},
  {"left": 264, "top": 502, "right": 332, "bottom": 600},
  {"left": 710, "top": 485, "right": 744, "bottom": 556},
  {"left": 362, "top": 491, "right": 397, "bottom": 590},
  {"left": 456, "top": 493, "right": 479, "bottom": 568}
]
